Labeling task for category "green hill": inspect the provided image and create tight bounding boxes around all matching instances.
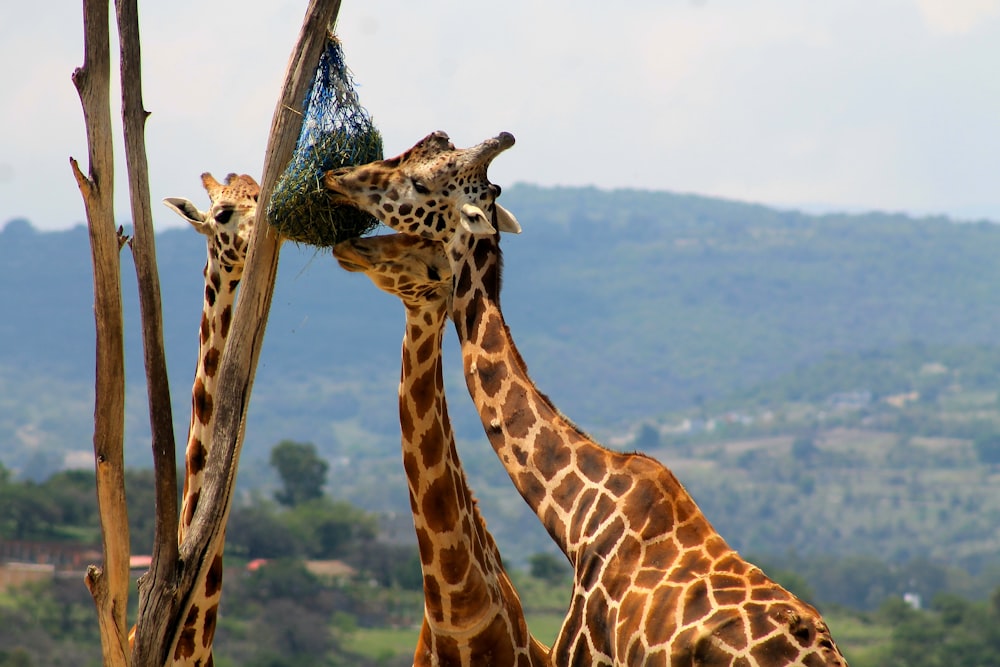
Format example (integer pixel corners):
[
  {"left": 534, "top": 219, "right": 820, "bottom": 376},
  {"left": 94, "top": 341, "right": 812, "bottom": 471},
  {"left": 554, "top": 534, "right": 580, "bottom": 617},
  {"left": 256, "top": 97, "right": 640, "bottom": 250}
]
[{"left": 3, "top": 184, "right": 1000, "bottom": 570}]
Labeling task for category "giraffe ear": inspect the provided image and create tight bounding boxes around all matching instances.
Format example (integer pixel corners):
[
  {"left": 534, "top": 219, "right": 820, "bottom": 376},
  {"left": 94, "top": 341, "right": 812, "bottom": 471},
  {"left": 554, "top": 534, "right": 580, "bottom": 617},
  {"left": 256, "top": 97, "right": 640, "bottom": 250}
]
[
  {"left": 495, "top": 203, "right": 521, "bottom": 234},
  {"left": 459, "top": 204, "right": 497, "bottom": 235},
  {"left": 163, "top": 197, "right": 206, "bottom": 224}
]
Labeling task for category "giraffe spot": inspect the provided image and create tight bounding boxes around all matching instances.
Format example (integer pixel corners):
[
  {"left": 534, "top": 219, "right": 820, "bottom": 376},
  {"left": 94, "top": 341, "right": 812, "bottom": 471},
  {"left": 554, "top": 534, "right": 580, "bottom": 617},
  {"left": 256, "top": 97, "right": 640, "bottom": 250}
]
[
  {"left": 582, "top": 591, "right": 613, "bottom": 642},
  {"left": 676, "top": 520, "right": 707, "bottom": 549},
  {"left": 193, "top": 378, "right": 214, "bottom": 425},
  {"left": 415, "top": 526, "right": 434, "bottom": 565},
  {"left": 503, "top": 404, "right": 536, "bottom": 443},
  {"left": 204, "top": 285, "right": 217, "bottom": 308},
  {"left": 201, "top": 604, "right": 219, "bottom": 647},
  {"left": 516, "top": 471, "right": 548, "bottom": 514},
  {"left": 681, "top": 579, "right": 712, "bottom": 626},
  {"left": 220, "top": 305, "right": 232, "bottom": 339},
  {"left": 210, "top": 270, "right": 222, "bottom": 291},
  {"left": 200, "top": 313, "right": 210, "bottom": 345},
  {"left": 750, "top": 634, "right": 800, "bottom": 662},
  {"left": 626, "top": 639, "right": 647, "bottom": 665},
  {"left": 576, "top": 444, "right": 606, "bottom": 483},
  {"left": 422, "top": 475, "right": 460, "bottom": 534},
  {"left": 644, "top": 539, "right": 679, "bottom": 572},
  {"left": 751, "top": 584, "right": 790, "bottom": 602},
  {"left": 747, "top": 603, "right": 777, "bottom": 639},
  {"left": 588, "top": 497, "right": 624, "bottom": 547},
  {"left": 714, "top": 587, "right": 749, "bottom": 607},
  {"left": 410, "top": 367, "right": 436, "bottom": 420},
  {"left": 398, "top": 203, "right": 412, "bottom": 216},
  {"left": 173, "top": 606, "right": 199, "bottom": 659},
  {"left": 635, "top": 566, "right": 669, "bottom": 590},
  {"left": 467, "top": 615, "right": 518, "bottom": 664},
  {"left": 606, "top": 472, "right": 633, "bottom": 497},
  {"left": 621, "top": 479, "right": 664, "bottom": 532},
  {"left": 434, "top": 633, "right": 460, "bottom": 661},
  {"left": 704, "top": 535, "right": 730, "bottom": 559},
  {"left": 480, "top": 250, "right": 500, "bottom": 290},
  {"left": 477, "top": 358, "right": 507, "bottom": 398},
  {"left": 669, "top": 548, "right": 711, "bottom": 581},
  {"left": 438, "top": 542, "right": 471, "bottom": 586},
  {"left": 560, "top": 597, "right": 586, "bottom": 651},
  {"left": 205, "top": 553, "right": 224, "bottom": 598},
  {"left": 183, "top": 489, "right": 200, "bottom": 527},
  {"left": 456, "top": 262, "right": 473, "bottom": 300},
  {"left": 552, "top": 472, "right": 584, "bottom": 512},
  {"left": 569, "top": 487, "right": 599, "bottom": 545},
  {"left": 533, "top": 426, "right": 571, "bottom": 481},
  {"left": 399, "top": 402, "right": 416, "bottom": 445},
  {"left": 202, "top": 347, "right": 221, "bottom": 377},
  {"left": 478, "top": 313, "right": 505, "bottom": 354},
  {"left": 423, "top": 575, "right": 445, "bottom": 623},
  {"left": 418, "top": 426, "right": 446, "bottom": 471},
  {"left": 570, "top": 634, "right": 593, "bottom": 665},
  {"left": 187, "top": 437, "right": 208, "bottom": 476},
  {"left": 711, "top": 572, "right": 747, "bottom": 591}
]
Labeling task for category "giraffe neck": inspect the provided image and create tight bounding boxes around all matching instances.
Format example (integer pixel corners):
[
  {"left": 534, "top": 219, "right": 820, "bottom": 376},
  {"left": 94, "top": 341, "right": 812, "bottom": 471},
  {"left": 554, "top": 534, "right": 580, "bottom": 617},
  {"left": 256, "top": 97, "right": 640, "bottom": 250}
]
[
  {"left": 170, "top": 256, "right": 241, "bottom": 666},
  {"left": 447, "top": 231, "right": 850, "bottom": 665},
  {"left": 448, "top": 231, "right": 717, "bottom": 564},
  {"left": 179, "top": 258, "right": 241, "bottom": 538},
  {"left": 399, "top": 298, "right": 538, "bottom": 662}
]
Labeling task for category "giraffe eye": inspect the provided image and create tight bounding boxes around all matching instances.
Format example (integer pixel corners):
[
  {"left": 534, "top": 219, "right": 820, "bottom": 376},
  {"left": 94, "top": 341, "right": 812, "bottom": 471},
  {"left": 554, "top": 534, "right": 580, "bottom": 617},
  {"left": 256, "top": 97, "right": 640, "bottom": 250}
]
[
  {"left": 427, "top": 266, "right": 441, "bottom": 282},
  {"left": 412, "top": 180, "right": 431, "bottom": 195},
  {"left": 215, "top": 208, "right": 234, "bottom": 224}
]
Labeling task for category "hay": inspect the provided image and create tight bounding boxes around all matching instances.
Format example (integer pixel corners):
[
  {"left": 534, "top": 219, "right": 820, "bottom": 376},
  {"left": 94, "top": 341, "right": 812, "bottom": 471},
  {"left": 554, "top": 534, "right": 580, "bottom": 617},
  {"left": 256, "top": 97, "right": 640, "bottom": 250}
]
[{"left": 267, "top": 35, "right": 383, "bottom": 247}]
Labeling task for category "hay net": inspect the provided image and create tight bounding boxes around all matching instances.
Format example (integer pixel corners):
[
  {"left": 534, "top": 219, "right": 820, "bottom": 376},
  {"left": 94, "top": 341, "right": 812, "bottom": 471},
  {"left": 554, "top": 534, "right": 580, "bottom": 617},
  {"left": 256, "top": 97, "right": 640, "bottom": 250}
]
[{"left": 268, "top": 34, "right": 383, "bottom": 247}]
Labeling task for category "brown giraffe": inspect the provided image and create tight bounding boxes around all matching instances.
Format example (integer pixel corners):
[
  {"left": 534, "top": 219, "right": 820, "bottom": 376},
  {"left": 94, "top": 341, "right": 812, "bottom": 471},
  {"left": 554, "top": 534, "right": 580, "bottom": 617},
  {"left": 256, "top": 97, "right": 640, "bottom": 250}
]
[
  {"left": 333, "top": 233, "right": 550, "bottom": 666},
  {"left": 323, "top": 132, "right": 848, "bottom": 666},
  {"left": 161, "top": 172, "right": 259, "bottom": 666}
]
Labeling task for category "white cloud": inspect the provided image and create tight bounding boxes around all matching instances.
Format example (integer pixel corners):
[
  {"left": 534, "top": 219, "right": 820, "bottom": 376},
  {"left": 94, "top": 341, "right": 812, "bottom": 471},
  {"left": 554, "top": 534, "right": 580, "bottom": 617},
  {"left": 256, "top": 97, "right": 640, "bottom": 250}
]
[
  {"left": 2, "top": 1, "right": 1000, "bottom": 230},
  {"left": 916, "top": 0, "right": 1000, "bottom": 34}
]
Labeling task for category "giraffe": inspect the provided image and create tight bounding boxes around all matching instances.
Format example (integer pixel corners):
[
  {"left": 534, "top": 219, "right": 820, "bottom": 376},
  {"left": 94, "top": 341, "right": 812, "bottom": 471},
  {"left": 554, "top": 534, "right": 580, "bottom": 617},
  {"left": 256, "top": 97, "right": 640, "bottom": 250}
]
[
  {"left": 160, "top": 171, "right": 259, "bottom": 666},
  {"left": 323, "top": 132, "right": 848, "bottom": 665},
  {"left": 333, "top": 233, "right": 550, "bottom": 666}
]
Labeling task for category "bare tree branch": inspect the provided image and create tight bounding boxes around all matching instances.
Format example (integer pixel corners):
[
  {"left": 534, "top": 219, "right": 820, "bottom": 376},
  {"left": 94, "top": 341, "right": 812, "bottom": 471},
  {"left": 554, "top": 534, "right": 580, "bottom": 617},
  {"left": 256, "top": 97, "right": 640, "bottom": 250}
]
[
  {"left": 113, "top": 0, "right": 181, "bottom": 662},
  {"left": 130, "top": 1, "right": 343, "bottom": 664},
  {"left": 72, "top": 0, "right": 130, "bottom": 663}
]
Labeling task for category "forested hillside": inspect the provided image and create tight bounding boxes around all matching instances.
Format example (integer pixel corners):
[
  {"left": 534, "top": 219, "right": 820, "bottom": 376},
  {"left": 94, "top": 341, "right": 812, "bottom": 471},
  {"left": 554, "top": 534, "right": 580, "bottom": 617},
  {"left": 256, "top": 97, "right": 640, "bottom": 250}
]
[{"left": 3, "top": 184, "right": 1000, "bottom": 570}]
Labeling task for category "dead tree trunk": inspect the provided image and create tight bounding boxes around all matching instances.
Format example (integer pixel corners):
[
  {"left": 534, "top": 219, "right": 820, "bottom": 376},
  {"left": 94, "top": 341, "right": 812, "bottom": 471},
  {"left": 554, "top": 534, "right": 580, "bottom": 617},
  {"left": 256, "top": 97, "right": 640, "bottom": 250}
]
[
  {"left": 161, "top": 5, "right": 344, "bottom": 653},
  {"left": 74, "top": 0, "right": 344, "bottom": 664},
  {"left": 72, "top": 0, "right": 131, "bottom": 664}
]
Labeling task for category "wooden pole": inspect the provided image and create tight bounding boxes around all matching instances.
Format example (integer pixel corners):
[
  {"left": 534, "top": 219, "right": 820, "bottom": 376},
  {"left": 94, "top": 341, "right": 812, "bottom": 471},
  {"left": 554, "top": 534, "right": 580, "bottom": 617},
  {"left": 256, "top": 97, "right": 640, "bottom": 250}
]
[{"left": 71, "top": 0, "right": 131, "bottom": 663}]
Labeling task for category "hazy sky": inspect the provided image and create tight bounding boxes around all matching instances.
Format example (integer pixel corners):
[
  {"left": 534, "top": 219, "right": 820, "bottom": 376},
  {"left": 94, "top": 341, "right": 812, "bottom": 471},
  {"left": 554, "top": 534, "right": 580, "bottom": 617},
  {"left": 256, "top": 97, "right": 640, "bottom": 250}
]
[{"left": 3, "top": 0, "right": 999, "bottom": 231}]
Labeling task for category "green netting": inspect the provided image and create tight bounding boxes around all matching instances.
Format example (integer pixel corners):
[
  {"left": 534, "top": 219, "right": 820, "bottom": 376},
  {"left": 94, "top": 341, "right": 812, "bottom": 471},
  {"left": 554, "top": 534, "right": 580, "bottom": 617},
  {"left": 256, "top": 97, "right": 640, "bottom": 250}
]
[{"left": 268, "top": 35, "right": 383, "bottom": 247}]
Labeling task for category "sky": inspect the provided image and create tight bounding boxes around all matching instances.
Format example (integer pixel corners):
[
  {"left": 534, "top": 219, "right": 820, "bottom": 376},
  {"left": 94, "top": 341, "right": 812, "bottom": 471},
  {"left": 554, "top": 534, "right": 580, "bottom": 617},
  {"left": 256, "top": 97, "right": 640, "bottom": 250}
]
[{"left": 2, "top": 0, "right": 1000, "bottom": 231}]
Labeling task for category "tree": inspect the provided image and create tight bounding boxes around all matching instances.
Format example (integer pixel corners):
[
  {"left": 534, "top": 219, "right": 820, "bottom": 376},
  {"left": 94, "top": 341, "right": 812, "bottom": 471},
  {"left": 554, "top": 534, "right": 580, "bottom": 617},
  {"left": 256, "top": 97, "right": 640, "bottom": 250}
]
[
  {"left": 529, "top": 552, "right": 571, "bottom": 585},
  {"left": 632, "top": 423, "right": 661, "bottom": 450},
  {"left": 270, "top": 440, "right": 329, "bottom": 507}
]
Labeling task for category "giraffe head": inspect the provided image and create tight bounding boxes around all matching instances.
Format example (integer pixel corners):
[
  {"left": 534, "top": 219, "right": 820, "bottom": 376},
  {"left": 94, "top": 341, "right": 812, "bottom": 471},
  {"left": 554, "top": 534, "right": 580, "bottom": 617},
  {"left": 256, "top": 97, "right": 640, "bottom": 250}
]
[
  {"left": 163, "top": 172, "right": 259, "bottom": 271},
  {"left": 333, "top": 234, "right": 452, "bottom": 310},
  {"left": 324, "top": 131, "right": 520, "bottom": 241}
]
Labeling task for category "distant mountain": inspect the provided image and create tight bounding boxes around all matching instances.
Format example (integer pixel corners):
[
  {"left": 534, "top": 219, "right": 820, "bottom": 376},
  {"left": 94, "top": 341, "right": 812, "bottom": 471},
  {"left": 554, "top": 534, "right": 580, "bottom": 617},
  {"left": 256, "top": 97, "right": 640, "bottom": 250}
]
[
  {"left": 4, "top": 185, "right": 1000, "bottom": 475},
  {"left": 6, "top": 184, "right": 1000, "bottom": 565}
]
